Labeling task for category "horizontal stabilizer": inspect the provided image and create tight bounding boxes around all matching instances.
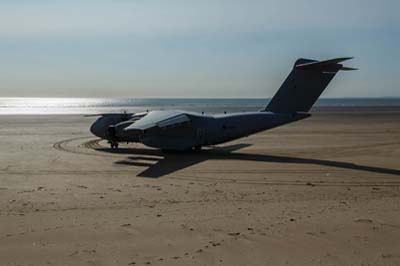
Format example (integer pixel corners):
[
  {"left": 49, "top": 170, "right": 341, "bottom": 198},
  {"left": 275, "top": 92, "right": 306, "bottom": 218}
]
[
  {"left": 341, "top": 66, "right": 358, "bottom": 71},
  {"left": 295, "top": 57, "right": 356, "bottom": 71}
]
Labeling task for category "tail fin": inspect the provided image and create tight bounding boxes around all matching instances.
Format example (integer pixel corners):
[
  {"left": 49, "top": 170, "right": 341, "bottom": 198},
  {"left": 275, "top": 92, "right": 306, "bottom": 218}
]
[{"left": 264, "top": 57, "right": 356, "bottom": 113}]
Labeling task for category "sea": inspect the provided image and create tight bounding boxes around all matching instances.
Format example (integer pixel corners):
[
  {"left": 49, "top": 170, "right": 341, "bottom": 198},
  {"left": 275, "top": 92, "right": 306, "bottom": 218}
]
[{"left": 0, "top": 98, "right": 400, "bottom": 115}]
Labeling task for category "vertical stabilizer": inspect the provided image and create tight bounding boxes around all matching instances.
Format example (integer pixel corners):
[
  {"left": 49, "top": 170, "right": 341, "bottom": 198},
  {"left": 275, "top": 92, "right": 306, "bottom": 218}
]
[{"left": 265, "top": 57, "right": 355, "bottom": 113}]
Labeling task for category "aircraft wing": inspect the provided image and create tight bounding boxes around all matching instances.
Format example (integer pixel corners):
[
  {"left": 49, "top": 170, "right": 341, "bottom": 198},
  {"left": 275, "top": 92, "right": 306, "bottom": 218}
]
[
  {"left": 127, "top": 112, "right": 148, "bottom": 122},
  {"left": 124, "top": 110, "right": 190, "bottom": 132}
]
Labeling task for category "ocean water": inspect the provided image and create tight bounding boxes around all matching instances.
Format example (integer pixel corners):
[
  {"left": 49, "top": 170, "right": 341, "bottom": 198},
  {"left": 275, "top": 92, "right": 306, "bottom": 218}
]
[{"left": 0, "top": 98, "right": 400, "bottom": 115}]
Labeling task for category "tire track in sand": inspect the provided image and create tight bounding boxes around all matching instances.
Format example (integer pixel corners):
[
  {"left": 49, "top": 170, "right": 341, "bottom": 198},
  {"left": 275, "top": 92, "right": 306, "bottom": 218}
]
[{"left": 53, "top": 136, "right": 122, "bottom": 158}]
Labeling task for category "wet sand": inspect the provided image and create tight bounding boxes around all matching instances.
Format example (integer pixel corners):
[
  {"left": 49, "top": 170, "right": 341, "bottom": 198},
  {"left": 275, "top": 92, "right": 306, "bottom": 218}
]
[{"left": 0, "top": 110, "right": 400, "bottom": 266}]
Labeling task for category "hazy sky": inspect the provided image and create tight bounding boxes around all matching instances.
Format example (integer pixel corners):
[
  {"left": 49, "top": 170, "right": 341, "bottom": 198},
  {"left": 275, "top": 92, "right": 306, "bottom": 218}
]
[{"left": 0, "top": 0, "right": 399, "bottom": 98}]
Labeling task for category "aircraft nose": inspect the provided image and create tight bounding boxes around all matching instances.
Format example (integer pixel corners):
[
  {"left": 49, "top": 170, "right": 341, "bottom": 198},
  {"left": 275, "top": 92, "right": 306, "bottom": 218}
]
[{"left": 90, "top": 121, "right": 104, "bottom": 138}]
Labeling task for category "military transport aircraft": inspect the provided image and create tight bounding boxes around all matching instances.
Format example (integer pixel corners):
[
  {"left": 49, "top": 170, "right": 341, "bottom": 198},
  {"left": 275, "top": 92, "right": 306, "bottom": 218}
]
[{"left": 90, "top": 57, "right": 355, "bottom": 151}]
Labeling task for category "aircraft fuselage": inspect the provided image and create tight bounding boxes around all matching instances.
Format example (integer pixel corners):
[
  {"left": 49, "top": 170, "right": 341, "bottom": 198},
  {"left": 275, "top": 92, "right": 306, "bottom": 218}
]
[{"left": 90, "top": 111, "right": 310, "bottom": 150}]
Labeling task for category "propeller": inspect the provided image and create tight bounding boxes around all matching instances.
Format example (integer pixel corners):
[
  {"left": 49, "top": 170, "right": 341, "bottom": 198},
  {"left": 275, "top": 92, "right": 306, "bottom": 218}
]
[{"left": 84, "top": 110, "right": 134, "bottom": 118}]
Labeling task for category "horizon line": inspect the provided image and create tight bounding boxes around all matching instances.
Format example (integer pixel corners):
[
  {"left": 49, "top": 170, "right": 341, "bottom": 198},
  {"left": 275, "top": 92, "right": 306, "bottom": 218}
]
[{"left": 1, "top": 96, "right": 400, "bottom": 100}]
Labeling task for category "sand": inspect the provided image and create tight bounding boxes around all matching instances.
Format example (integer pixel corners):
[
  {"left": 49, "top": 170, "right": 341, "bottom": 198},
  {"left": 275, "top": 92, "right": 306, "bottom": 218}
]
[{"left": 0, "top": 110, "right": 399, "bottom": 266}]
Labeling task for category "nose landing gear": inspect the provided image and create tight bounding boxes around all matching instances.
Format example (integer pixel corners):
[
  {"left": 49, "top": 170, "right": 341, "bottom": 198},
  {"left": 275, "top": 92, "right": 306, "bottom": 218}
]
[
  {"left": 194, "top": 146, "right": 202, "bottom": 151},
  {"left": 106, "top": 126, "right": 119, "bottom": 149},
  {"left": 110, "top": 141, "right": 119, "bottom": 149}
]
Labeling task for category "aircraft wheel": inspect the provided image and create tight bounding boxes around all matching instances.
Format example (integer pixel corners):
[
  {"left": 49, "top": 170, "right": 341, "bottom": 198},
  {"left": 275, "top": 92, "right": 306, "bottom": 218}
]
[{"left": 110, "top": 143, "right": 119, "bottom": 149}]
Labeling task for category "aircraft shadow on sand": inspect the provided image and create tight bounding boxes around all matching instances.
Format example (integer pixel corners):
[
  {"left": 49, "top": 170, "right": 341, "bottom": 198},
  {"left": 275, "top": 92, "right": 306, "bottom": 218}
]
[{"left": 94, "top": 144, "right": 400, "bottom": 178}]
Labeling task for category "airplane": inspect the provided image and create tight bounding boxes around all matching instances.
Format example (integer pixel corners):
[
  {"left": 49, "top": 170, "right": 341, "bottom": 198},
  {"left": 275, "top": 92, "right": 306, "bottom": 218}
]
[{"left": 90, "top": 57, "right": 356, "bottom": 151}]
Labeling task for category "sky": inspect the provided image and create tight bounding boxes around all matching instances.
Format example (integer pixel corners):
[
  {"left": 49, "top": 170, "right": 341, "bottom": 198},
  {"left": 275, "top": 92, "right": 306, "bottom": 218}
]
[{"left": 0, "top": 0, "right": 399, "bottom": 98}]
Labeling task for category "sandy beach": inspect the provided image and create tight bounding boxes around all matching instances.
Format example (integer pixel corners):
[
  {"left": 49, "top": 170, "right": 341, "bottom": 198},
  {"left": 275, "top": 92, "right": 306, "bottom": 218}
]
[{"left": 0, "top": 109, "right": 399, "bottom": 266}]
